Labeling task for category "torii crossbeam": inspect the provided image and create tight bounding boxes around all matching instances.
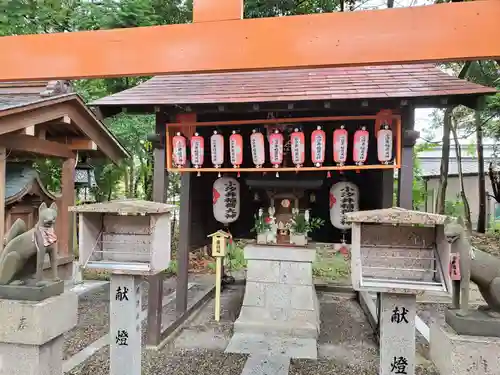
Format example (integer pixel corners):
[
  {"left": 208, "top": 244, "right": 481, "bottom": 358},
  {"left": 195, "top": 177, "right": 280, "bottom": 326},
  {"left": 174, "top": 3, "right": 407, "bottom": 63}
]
[{"left": 0, "top": 0, "right": 499, "bottom": 81}]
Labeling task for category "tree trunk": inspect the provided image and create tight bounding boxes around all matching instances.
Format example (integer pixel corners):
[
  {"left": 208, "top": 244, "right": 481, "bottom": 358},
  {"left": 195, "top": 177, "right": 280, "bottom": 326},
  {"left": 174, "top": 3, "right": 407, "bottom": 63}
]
[
  {"left": 451, "top": 116, "right": 473, "bottom": 233},
  {"left": 434, "top": 62, "right": 471, "bottom": 214},
  {"left": 476, "top": 110, "right": 487, "bottom": 233},
  {"left": 435, "top": 107, "right": 452, "bottom": 214},
  {"left": 387, "top": 0, "right": 394, "bottom": 8}
]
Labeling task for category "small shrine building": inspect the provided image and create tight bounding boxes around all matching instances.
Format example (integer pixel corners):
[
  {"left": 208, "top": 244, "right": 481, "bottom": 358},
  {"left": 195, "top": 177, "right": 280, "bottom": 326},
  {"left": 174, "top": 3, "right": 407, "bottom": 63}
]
[{"left": 91, "top": 63, "right": 495, "bottom": 345}]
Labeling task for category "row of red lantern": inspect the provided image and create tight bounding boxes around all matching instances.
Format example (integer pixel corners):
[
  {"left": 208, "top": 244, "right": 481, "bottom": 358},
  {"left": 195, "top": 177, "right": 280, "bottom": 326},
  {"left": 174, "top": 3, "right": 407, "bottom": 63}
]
[{"left": 172, "top": 125, "right": 394, "bottom": 170}]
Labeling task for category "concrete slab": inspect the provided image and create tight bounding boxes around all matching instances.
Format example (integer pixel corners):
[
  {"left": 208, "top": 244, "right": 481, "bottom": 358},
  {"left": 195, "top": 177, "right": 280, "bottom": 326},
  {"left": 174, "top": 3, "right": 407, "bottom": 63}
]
[
  {"left": 241, "top": 355, "right": 290, "bottom": 375},
  {"left": 445, "top": 308, "right": 500, "bottom": 337},
  {"left": 0, "top": 279, "right": 64, "bottom": 301},
  {"left": 225, "top": 333, "right": 317, "bottom": 359}
]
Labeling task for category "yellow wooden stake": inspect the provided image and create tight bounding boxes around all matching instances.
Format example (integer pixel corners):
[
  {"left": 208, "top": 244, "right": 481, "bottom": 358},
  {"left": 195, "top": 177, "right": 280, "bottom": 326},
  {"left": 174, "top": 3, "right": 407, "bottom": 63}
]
[{"left": 215, "top": 256, "right": 222, "bottom": 322}]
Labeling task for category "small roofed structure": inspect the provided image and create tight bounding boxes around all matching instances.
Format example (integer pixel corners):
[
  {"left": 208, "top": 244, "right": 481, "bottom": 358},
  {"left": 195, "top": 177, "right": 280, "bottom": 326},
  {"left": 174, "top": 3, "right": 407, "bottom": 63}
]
[
  {"left": 4, "top": 163, "right": 59, "bottom": 233},
  {"left": 0, "top": 80, "right": 130, "bottom": 276},
  {"left": 346, "top": 207, "right": 452, "bottom": 295}
]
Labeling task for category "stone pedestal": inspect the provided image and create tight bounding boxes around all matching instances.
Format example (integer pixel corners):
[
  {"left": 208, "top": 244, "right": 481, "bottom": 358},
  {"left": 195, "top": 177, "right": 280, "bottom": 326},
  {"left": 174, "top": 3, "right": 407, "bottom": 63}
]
[
  {"left": 233, "top": 244, "right": 320, "bottom": 339},
  {"left": 110, "top": 274, "right": 142, "bottom": 375},
  {"left": 430, "top": 322, "right": 500, "bottom": 375},
  {"left": 0, "top": 292, "right": 78, "bottom": 375},
  {"left": 379, "top": 293, "right": 416, "bottom": 375}
]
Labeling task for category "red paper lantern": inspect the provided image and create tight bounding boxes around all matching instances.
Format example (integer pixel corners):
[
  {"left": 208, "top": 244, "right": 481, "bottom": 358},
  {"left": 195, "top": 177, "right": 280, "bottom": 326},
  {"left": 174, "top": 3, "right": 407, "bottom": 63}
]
[
  {"left": 311, "top": 126, "right": 326, "bottom": 167},
  {"left": 229, "top": 131, "right": 243, "bottom": 176},
  {"left": 333, "top": 125, "right": 348, "bottom": 166},
  {"left": 172, "top": 132, "right": 187, "bottom": 168},
  {"left": 250, "top": 129, "right": 265, "bottom": 168},
  {"left": 210, "top": 130, "right": 224, "bottom": 169},
  {"left": 190, "top": 133, "right": 204, "bottom": 175},
  {"left": 377, "top": 124, "right": 393, "bottom": 164},
  {"left": 353, "top": 126, "right": 369, "bottom": 165},
  {"left": 269, "top": 129, "right": 284, "bottom": 168},
  {"left": 290, "top": 128, "right": 305, "bottom": 168}
]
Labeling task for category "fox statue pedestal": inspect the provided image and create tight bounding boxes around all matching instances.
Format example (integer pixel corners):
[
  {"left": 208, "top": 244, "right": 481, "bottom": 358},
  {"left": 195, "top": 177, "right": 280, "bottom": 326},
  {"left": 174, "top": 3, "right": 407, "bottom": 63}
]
[{"left": 0, "top": 292, "right": 78, "bottom": 375}]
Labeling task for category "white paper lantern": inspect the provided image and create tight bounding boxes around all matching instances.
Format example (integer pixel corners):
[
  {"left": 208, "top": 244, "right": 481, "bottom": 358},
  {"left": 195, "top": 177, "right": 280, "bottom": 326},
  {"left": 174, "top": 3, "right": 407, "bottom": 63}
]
[
  {"left": 329, "top": 181, "right": 359, "bottom": 230},
  {"left": 269, "top": 129, "right": 284, "bottom": 168},
  {"left": 377, "top": 124, "right": 393, "bottom": 164},
  {"left": 210, "top": 130, "right": 224, "bottom": 168},
  {"left": 333, "top": 125, "right": 348, "bottom": 166},
  {"left": 290, "top": 128, "right": 305, "bottom": 168},
  {"left": 250, "top": 129, "right": 265, "bottom": 168},
  {"left": 190, "top": 132, "right": 204, "bottom": 171},
  {"left": 213, "top": 177, "right": 240, "bottom": 224}
]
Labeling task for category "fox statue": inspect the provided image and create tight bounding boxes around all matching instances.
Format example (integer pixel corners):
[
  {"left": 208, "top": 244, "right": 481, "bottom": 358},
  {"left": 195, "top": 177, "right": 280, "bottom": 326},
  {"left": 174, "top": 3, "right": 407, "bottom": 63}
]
[
  {"left": 0, "top": 202, "right": 59, "bottom": 285},
  {"left": 445, "top": 217, "right": 500, "bottom": 317}
]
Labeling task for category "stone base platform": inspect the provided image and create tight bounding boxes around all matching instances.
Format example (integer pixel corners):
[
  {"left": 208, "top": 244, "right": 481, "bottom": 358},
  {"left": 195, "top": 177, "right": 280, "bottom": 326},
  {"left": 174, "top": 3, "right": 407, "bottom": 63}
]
[
  {"left": 231, "top": 244, "right": 320, "bottom": 341},
  {"left": 445, "top": 308, "right": 500, "bottom": 337},
  {"left": 0, "top": 279, "right": 64, "bottom": 301},
  {"left": 0, "top": 292, "right": 78, "bottom": 375},
  {"left": 430, "top": 322, "right": 500, "bottom": 375}
]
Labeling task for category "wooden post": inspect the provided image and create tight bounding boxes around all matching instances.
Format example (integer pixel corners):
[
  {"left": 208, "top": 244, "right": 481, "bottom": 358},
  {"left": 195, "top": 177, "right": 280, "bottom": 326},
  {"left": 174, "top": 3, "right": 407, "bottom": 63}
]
[
  {"left": 397, "top": 106, "right": 419, "bottom": 210},
  {"left": 59, "top": 157, "right": 76, "bottom": 256},
  {"left": 146, "top": 112, "right": 168, "bottom": 347},
  {"left": 0, "top": 147, "right": 5, "bottom": 250},
  {"left": 175, "top": 113, "right": 197, "bottom": 314}
]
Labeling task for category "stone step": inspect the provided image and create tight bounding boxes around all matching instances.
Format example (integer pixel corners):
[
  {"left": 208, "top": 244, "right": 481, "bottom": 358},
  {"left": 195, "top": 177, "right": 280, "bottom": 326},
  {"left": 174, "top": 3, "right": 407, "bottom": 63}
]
[
  {"left": 241, "top": 355, "right": 290, "bottom": 375},
  {"left": 225, "top": 332, "right": 317, "bottom": 359},
  {"left": 233, "top": 319, "right": 318, "bottom": 339}
]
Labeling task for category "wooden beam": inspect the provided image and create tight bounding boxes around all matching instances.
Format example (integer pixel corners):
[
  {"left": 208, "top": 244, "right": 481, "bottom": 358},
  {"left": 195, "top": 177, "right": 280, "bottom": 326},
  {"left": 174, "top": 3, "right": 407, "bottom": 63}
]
[
  {"left": 0, "top": 1, "right": 498, "bottom": 81},
  {"left": 0, "top": 134, "right": 76, "bottom": 158},
  {"left": 49, "top": 137, "right": 98, "bottom": 151},
  {"left": 0, "top": 147, "right": 5, "bottom": 252}
]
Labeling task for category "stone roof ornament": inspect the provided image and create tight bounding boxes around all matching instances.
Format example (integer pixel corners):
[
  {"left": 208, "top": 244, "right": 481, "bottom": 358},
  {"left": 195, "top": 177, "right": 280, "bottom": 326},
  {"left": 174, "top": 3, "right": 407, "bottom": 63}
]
[{"left": 40, "top": 80, "right": 73, "bottom": 97}]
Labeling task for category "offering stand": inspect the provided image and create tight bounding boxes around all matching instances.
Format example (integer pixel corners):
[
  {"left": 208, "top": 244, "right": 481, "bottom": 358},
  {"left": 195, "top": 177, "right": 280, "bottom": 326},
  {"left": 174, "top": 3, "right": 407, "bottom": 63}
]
[{"left": 71, "top": 200, "right": 174, "bottom": 375}]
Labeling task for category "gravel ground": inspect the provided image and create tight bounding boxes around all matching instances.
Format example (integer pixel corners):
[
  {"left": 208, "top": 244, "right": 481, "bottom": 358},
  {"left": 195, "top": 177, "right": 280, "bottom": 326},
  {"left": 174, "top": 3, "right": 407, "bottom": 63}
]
[
  {"left": 66, "top": 282, "right": 445, "bottom": 375},
  {"left": 64, "top": 276, "right": 183, "bottom": 360}
]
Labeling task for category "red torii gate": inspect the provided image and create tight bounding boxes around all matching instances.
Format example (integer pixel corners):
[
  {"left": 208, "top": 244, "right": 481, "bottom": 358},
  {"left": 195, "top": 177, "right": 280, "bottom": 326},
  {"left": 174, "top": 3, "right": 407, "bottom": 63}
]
[{"left": 0, "top": 0, "right": 499, "bottom": 82}]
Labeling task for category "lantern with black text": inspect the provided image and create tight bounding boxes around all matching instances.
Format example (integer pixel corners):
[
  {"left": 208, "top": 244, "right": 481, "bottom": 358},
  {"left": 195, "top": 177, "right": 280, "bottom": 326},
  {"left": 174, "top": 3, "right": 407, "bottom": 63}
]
[
  {"left": 333, "top": 125, "right": 348, "bottom": 166},
  {"left": 229, "top": 130, "right": 243, "bottom": 176},
  {"left": 311, "top": 126, "right": 326, "bottom": 167},
  {"left": 190, "top": 132, "right": 204, "bottom": 176},
  {"left": 290, "top": 128, "right": 305, "bottom": 168},
  {"left": 353, "top": 126, "right": 369, "bottom": 165},
  {"left": 211, "top": 130, "right": 224, "bottom": 171},
  {"left": 329, "top": 181, "right": 360, "bottom": 231},
  {"left": 377, "top": 124, "right": 393, "bottom": 164},
  {"left": 172, "top": 132, "right": 187, "bottom": 168},
  {"left": 213, "top": 177, "right": 240, "bottom": 224},
  {"left": 250, "top": 129, "right": 265, "bottom": 168},
  {"left": 269, "top": 129, "right": 284, "bottom": 176}
]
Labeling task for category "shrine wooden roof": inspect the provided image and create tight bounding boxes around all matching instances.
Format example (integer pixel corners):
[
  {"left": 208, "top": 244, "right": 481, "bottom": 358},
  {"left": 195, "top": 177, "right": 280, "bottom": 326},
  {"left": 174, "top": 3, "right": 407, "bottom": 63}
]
[{"left": 91, "top": 64, "right": 495, "bottom": 111}]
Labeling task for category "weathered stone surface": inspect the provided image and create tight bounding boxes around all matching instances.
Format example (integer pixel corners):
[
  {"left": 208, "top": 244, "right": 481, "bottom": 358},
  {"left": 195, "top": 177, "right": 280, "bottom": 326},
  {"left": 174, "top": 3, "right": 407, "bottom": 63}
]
[
  {"left": 431, "top": 322, "right": 500, "bottom": 375},
  {"left": 0, "top": 279, "right": 64, "bottom": 301},
  {"left": 241, "top": 354, "right": 290, "bottom": 375},
  {"left": 379, "top": 293, "right": 416, "bottom": 375},
  {"left": 346, "top": 207, "right": 448, "bottom": 225},
  {"left": 234, "top": 245, "right": 320, "bottom": 343},
  {"left": 445, "top": 308, "right": 500, "bottom": 338},
  {"left": 225, "top": 332, "right": 317, "bottom": 359},
  {"left": 0, "top": 292, "right": 77, "bottom": 375},
  {"left": 0, "top": 292, "right": 77, "bottom": 345},
  {"left": 0, "top": 335, "right": 64, "bottom": 375}
]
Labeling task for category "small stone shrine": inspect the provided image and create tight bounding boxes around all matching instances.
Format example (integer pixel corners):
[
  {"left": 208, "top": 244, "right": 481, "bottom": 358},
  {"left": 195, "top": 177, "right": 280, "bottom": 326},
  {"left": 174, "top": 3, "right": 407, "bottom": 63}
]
[
  {"left": 345, "top": 207, "right": 451, "bottom": 375},
  {"left": 70, "top": 199, "right": 175, "bottom": 375}
]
